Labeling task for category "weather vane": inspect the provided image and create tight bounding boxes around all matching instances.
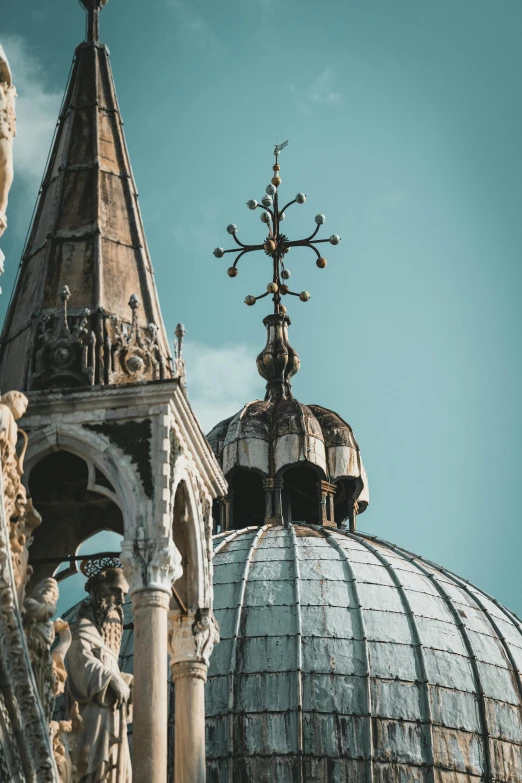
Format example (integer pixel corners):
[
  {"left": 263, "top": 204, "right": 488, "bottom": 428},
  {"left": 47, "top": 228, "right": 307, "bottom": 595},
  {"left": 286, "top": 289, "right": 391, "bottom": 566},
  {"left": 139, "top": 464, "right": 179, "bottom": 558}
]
[{"left": 213, "top": 141, "right": 341, "bottom": 313}]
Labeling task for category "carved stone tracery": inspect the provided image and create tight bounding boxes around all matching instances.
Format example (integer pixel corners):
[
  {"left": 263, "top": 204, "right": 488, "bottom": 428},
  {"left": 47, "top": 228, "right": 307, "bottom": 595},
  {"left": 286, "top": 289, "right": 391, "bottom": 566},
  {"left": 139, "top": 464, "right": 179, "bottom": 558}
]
[
  {"left": 31, "top": 286, "right": 96, "bottom": 390},
  {"left": 30, "top": 289, "right": 170, "bottom": 391},
  {"left": 110, "top": 294, "right": 165, "bottom": 382}
]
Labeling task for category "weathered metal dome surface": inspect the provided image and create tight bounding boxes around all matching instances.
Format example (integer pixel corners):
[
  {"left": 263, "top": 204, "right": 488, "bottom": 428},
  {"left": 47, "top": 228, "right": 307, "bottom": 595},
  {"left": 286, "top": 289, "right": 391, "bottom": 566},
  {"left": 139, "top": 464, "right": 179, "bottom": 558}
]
[{"left": 207, "top": 524, "right": 522, "bottom": 783}]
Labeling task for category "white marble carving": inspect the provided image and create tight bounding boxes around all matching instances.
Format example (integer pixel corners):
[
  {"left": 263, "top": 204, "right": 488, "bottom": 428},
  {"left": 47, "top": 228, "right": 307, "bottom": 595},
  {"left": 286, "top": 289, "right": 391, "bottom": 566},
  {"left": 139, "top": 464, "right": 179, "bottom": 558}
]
[
  {"left": 65, "top": 566, "right": 132, "bottom": 782},
  {"left": 167, "top": 608, "right": 220, "bottom": 667},
  {"left": 121, "top": 534, "right": 182, "bottom": 595},
  {"left": 0, "top": 447, "right": 58, "bottom": 779},
  {"left": 0, "top": 45, "right": 16, "bottom": 275}
]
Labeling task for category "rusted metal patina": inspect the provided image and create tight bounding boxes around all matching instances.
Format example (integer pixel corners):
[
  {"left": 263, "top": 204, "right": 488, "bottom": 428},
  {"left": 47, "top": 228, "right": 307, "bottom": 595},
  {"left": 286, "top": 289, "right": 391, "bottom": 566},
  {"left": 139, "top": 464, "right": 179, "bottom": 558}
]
[{"left": 206, "top": 524, "right": 522, "bottom": 783}]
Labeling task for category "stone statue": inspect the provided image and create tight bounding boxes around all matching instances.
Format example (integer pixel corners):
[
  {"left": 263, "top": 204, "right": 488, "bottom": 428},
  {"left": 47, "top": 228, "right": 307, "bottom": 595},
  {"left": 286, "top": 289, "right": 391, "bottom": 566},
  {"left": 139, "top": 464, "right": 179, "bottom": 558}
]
[
  {"left": 65, "top": 563, "right": 132, "bottom": 782},
  {"left": 23, "top": 578, "right": 75, "bottom": 780},
  {"left": 24, "top": 577, "right": 63, "bottom": 720},
  {"left": 0, "top": 390, "right": 36, "bottom": 599},
  {"left": 0, "top": 390, "right": 29, "bottom": 479},
  {"left": 0, "top": 45, "right": 16, "bottom": 242}
]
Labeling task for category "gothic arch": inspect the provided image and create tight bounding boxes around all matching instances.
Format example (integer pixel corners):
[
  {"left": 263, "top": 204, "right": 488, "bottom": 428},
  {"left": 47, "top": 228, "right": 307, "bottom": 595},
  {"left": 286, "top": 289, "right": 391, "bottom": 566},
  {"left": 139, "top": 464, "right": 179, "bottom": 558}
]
[
  {"left": 26, "top": 449, "right": 124, "bottom": 586},
  {"left": 23, "top": 424, "right": 145, "bottom": 540},
  {"left": 170, "top": 455, "right": 210, "bottom": 611}
]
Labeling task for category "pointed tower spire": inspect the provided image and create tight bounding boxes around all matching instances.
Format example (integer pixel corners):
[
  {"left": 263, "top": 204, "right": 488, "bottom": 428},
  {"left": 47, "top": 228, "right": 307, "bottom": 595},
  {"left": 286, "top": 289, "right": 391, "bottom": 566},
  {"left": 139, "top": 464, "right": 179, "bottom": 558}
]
[{"left": 0, "top": 0, "right": 173, "bottom": 390}]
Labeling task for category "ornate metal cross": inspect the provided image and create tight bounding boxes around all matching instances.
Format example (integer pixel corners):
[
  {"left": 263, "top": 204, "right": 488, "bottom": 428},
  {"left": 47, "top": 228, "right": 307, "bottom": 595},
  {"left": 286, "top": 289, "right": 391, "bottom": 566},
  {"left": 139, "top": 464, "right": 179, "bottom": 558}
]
[{"left": 213, "top": 142, "right": 341, "bottom": 313}]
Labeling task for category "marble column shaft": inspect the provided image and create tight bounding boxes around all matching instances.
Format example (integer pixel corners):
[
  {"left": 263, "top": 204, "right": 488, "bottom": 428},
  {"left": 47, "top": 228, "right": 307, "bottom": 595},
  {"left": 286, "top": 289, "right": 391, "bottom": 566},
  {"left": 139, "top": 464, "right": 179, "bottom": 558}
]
[
  {"left": 168, "top": 609, "right": 220, "bottom": 783},
  {"left": 132, "top": 589, "right": 170, "bottom": 783},
  {"left": 172, "top": 661, "right": 208, "bottom": 783},
  {"left": 121, "top": 536, "right": 182, "bottom": 783}
]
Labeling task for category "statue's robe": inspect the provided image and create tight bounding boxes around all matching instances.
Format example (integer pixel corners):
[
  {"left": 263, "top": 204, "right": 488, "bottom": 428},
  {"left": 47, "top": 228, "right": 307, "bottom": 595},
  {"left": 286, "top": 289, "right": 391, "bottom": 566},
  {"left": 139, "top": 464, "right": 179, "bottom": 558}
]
[{"left": 66, "top": 608, "right": 131, "bottom": 782}]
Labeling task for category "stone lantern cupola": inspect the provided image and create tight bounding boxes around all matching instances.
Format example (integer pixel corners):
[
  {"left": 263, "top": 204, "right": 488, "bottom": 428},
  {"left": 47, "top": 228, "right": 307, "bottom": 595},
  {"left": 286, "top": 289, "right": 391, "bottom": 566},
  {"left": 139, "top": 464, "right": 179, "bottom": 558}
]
[{"left": 208, "top": 312, "right": 369, "bottom": 531}]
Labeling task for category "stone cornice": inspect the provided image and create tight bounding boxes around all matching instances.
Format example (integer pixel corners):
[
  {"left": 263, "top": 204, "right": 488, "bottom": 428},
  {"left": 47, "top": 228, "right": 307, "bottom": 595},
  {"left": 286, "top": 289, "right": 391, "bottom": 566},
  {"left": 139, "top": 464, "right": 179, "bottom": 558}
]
[{"left": 21, "top": 379, "right": 228, "bottom": 499}]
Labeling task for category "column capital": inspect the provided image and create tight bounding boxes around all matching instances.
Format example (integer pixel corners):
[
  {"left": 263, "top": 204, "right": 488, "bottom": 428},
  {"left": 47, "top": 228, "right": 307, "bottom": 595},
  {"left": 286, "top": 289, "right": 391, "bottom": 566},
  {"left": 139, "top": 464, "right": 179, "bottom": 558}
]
[
  {"left": 121, "top": 536, "right": 182, "bottom": 596},
  {"left": 168, "top": 607, "right": 220, "bottom": 667}
]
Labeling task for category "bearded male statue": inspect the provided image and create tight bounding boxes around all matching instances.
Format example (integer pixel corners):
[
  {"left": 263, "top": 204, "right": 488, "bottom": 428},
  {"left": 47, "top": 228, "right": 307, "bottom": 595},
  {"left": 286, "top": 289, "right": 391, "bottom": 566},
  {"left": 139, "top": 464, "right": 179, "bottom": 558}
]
[{"left": 65, "top": 562, "right": 133, "bottom": 782}]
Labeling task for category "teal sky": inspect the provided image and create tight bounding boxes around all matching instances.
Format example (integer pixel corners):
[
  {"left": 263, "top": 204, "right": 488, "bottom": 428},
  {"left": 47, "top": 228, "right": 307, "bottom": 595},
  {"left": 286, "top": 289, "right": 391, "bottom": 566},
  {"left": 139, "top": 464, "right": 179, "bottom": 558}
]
[{"left": 2, "top": 0, "right": 522, "bottom": 615}]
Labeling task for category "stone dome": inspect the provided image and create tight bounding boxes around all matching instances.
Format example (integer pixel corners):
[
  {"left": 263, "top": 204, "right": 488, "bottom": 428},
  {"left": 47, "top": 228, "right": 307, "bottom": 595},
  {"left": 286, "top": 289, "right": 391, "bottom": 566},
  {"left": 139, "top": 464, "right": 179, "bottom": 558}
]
[{"left": 206, "top": 523, "right": 522, "bottom": 783}]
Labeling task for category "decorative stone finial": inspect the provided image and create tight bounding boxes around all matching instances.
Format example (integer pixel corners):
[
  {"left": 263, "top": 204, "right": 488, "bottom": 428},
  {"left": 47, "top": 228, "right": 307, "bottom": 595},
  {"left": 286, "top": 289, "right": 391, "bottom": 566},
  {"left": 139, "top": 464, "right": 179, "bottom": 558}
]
[
  {"left": 256, "top": 313, "right": 300, "bottom": 402},
  {"left": 79, "top": 0, "right": 110, "bottom": 43},
  {"left": 59, "top": 285, "right": 71, "bottom": 302}
]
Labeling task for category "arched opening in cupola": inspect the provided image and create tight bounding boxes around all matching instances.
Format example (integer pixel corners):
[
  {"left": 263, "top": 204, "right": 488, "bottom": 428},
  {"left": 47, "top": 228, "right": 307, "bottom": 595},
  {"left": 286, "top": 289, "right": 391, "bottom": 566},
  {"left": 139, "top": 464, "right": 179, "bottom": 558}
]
[
  {"left": 226, "top": 467, "right": 265, "bottom": 530},
  {"left": 27, "top": 450, "right": 124, "bottom": 589},
  {"left": 281, "top": 463, "right": 323, "bottom": 525}
]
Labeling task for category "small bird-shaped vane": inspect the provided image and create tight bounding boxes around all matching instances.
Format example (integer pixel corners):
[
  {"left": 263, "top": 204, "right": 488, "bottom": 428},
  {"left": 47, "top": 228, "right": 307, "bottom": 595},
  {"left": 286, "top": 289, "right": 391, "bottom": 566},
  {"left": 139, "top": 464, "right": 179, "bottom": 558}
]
[{"left": 274, "top": 140, "right": 289, "bottom": 161}]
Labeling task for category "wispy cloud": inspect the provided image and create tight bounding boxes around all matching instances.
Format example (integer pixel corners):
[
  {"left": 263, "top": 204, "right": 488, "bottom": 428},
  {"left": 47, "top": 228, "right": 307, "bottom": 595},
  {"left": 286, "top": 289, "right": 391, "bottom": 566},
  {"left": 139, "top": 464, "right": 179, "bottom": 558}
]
[
  {"left": 290, "top": 67, "right": 342, "bottom": 116},
  {"left": 183, "top": 341, "right": 260, "bottom": 434},
  {"left": 307, "top": 68, "right": 342, "bottom": 105},
  {"left": 2, "top": 36, "right": 62, "bottom": 188},
  {"left": 165, "top": 0, "right": 221, "bottom": 50}
]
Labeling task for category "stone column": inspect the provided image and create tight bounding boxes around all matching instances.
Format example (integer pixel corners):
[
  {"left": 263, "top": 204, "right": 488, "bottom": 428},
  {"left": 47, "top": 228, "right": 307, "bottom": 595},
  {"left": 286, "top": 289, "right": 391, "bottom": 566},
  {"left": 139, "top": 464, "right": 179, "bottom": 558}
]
[
  {"left": 219, "top": 494, "right": 233, "bottom": 532},
  {"left": 263, "top": 477, "right": 284, "bottom": 525},
  {"left": 343, "top": 498, "right": 359, "bottom": 531},
  {"left": 319, "top": 480, "right": 336, "bottom": 526},
  {"left": 121, "top": 537, "right": 182, "bottom": 783},
  {"left": 168, "top": 608, "right": 220, "bottom": 783}
]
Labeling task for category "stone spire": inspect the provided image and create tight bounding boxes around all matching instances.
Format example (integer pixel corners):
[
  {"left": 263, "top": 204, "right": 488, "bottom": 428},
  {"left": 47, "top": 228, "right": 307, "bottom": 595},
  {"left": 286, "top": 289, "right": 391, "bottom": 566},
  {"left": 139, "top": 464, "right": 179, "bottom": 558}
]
[{"left": 0, "top": 0, "right": 173, "bottom": 391}]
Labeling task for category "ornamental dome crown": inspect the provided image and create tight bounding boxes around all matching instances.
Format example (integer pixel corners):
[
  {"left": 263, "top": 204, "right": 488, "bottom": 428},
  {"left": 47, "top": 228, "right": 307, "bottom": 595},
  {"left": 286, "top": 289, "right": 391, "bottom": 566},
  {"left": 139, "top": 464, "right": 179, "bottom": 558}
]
[{"left": 207, "top": 312, "right": 368, "bottom": 530}]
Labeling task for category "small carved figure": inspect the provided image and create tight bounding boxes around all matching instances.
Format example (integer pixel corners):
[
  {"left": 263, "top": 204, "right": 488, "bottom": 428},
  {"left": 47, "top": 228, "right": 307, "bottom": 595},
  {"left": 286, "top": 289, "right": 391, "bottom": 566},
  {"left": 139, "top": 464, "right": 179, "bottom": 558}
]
[
  {"left": 0, "top": 45, "right": 16, "bottom": 237},
  {"left": 23, "top": 578, "right": 64, "bottom": 720},
  {"left": 0, "top": 390, "right": 28, "bottom": 452},
  {"left": 0, "top": 391, "right": 33, "bottom": 593},
  {"left": 65, "top": 564, "right": 132, "bottom": 782}
]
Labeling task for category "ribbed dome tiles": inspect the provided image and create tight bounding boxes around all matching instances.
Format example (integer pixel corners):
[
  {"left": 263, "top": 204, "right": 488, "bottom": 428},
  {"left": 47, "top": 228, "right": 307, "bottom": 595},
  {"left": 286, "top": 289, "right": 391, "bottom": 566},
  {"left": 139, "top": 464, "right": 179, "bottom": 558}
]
[{"left": 206, "top": 524, "right": 522, "bottom": 783}]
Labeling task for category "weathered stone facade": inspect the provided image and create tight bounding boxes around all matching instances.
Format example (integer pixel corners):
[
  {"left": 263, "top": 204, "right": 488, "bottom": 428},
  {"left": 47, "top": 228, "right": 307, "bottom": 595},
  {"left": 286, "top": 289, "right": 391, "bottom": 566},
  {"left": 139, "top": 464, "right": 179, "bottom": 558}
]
[{"left": 0, "top": 2, "right": 226, "bottom": 780}]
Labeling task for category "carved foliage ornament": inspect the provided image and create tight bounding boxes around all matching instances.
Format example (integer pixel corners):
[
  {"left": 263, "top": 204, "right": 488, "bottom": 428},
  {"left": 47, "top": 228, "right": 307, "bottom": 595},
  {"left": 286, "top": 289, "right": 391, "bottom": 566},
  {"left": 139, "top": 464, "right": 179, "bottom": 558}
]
[
  {"left": 0, "top": 463, "right": 58, "bottom": 779},
  {"left": 109, "top": 294, "right": 165, "bottom": 382},
  {"left": 121, "top": 535, "right": 183, "bottom": 595},
  {"left": 167, "top": 607, "right": 220, "bottom": 669},
  {"left": 0, "top": 391, "right": 41, "bottom": 601},
  {"left": 0, "top": 391, "right": 70, "bottom": 779}
]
